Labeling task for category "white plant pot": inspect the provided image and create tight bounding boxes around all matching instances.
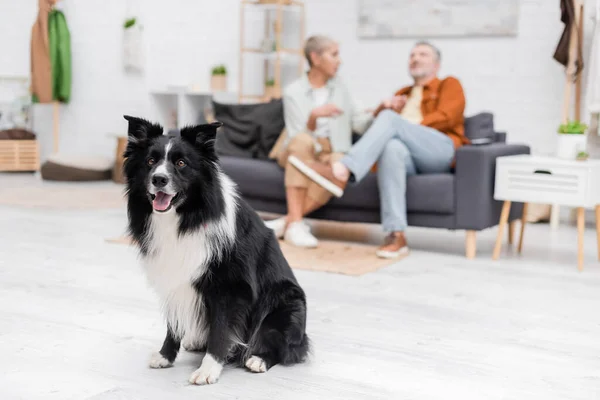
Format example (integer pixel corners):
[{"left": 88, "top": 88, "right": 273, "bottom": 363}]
[
  {"left": 123, "top": 24, "right": 144, "bottom": 73},
  {"left": 556, "top": 133, "right": 587, "bottom": 160}
]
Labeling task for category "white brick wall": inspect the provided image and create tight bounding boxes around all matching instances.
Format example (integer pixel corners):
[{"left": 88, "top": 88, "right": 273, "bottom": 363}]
[{"left": 0, "top": 0, "right": 594, "bottom": 161}]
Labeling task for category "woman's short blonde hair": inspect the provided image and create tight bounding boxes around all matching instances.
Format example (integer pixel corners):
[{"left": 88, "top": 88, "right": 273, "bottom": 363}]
[{"left": 304, "top": 35, "right": 336, "bottom": 67}]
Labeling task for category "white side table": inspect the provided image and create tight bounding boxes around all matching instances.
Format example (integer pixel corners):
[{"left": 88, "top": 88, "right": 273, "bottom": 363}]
[{"left": 492, "top": 155, "right": 600, "bottom": 271}]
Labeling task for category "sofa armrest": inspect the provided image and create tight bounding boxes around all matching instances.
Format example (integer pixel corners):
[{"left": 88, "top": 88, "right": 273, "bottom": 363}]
[{"left": 454, "top": 143, "right": 530, "bottom": 230}]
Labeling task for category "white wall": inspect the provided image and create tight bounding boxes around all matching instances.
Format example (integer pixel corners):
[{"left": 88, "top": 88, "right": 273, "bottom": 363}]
[{"left": 0, "top": 0, "right": 594, "bottom": 161}]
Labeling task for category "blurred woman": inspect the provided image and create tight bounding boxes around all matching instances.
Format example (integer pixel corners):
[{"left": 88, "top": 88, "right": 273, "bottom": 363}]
[{"left": 265, "top": 35, "right": 372, "bottom": 248}]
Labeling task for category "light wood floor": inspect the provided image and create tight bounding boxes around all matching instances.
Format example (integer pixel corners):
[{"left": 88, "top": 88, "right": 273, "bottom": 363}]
[{"left": 1, "top": 178, "right": 600, "bottom": 399}]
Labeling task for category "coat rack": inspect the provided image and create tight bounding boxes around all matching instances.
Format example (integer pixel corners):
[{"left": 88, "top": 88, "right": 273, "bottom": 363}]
[
  {"left": 53, "top": 101, "right": 59, "bottom": 153},
  {"left": 52, "top": 0, "right": 62, "bottom": 155},
  {"left": 552, "top": 0, "right": 585, "bottom": 229}
]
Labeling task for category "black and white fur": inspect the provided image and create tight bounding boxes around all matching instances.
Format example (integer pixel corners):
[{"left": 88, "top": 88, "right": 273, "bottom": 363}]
[{"left": 122, "top": 116, "right": 310, "bottom": 385}]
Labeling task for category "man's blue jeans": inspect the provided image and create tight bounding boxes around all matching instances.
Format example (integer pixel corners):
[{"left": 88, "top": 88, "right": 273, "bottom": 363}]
[{"left": 341, "top": 110, "right": 455, "bottom": 232}]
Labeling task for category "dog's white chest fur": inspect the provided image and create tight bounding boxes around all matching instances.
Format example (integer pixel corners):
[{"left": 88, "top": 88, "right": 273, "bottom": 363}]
[
  {"left": 142, "top": 211, "right": 211, "bottom": 340},
  {"left": 141, "top": 172, "right": 238, "bottom": 341}
]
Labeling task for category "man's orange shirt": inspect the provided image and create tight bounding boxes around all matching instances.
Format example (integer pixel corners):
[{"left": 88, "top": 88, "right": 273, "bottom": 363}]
[{"left": 392, "top": 76, "right": 469, "bottom": 149}]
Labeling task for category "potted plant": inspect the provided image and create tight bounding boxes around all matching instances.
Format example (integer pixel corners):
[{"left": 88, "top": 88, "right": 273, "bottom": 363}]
[
  {"left": 123, "top": 17, "right": 144, "bottom": 73},
  {"left": 556, "top": 120, "right": 587, "bottom": 160},
  {"left": 576, "top": 150, "right": 589, "bottom": 161},
  {"left": 210, "top": 65, "right": 227, "bottom": 92}
]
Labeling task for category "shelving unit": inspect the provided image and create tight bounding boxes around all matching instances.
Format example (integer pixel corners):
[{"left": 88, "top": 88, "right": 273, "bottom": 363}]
[
  {"left": 239, "top": 0, "right": 305, "bottom": 103},
  {"left": 149, "top": 89, "right": 236, "bottom": 131},
  {"left": 0, "top": 75, "right": 40, "bottom": 172}
]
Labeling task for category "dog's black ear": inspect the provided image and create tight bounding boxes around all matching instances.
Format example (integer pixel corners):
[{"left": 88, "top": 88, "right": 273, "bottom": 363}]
[
  {"left": 180, "top": 122, "right": 223, "bottom": 147},
  {"left": 123, "top": 115, "right": 163, "bottom": 142}
]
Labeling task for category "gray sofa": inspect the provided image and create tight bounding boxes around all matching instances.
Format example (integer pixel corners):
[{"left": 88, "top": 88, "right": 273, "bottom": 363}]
[{"left": 215, "top": 104, "right": 530, "bottom": 258}]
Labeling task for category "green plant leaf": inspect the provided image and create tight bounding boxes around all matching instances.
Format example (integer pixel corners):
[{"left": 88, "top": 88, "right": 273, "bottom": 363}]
[
  {"left": 211, "top": 64, "right": 227, "bottom": 75},
  {"left": 557, "top": 119, "right": 587, "bottom": 134},
  {"left": 124, "top": 18, "right": 136, "bottom": 29}
]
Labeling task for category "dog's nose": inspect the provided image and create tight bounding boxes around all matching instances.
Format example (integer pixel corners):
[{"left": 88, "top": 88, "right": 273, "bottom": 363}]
[{"left": 152, "top": 174, "right": 168, "bottom": 188}]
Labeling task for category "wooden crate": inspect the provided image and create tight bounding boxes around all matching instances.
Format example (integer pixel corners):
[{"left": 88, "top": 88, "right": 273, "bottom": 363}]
[{"left": 0, "top": 140, "right": 40, "bottom": 172}]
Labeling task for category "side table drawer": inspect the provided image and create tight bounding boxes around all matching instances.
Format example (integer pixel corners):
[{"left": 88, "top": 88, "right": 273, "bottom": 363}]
[{"left": 495, "top": 162, "right": 590, "bottom": 206}]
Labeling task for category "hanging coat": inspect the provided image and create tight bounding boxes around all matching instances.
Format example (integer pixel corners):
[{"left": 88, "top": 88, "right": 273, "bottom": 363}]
[
  {"left": 30, "top": 0, "right": 53, "bottom": 103},
  {"left": 554, "top": 0, "right": 584, "bottom": 76},
  {"left": 48, "top": 8, "right": 71, "bottom": 103}
]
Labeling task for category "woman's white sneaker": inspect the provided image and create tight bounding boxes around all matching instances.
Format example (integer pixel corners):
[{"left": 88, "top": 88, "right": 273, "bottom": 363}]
[
  {"left": 264, "top": 217, "right": 287, "bottom": 238},
  {"left": 284, "top": 221, "right": 318, "bottom": 248}
]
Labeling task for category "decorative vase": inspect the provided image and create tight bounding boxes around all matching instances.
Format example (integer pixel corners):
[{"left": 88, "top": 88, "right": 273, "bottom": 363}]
[
  {"left": 556, "top": 133, "right": 587, "bottom": 160},
  {"left": 210, "top": 75, "right": 227, "bottom": 92}
]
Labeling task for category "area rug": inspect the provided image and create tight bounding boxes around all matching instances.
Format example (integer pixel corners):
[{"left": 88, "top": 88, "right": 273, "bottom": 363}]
[
  {"left": 106, "top": 235, "right": 402, "bottom": 276},
  {"left": 0, "top": 184, "right": 126, "bottom": 209},
  {"left": 277, "top": 239, "right": 403, "bottom": 276}
]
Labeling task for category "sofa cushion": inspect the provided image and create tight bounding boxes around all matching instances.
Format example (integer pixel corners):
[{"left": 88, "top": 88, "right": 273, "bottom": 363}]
[
  {"left": 406, "top": 174, "right": 455, "bottom": 214},
  {"left": 464, "top": 112, "right": 495, "bottom": 141},
  {"left": 213, "top": 100, "right": 285, "bottom": 160},
  {"left": 220, "top": 156, "right": 286, "bottom": 201},
  {"left": 220, "top": 156, "right": 455, "bottom": 215},
  {"left": 329, "top": 173, "right": 454, "bottom": 214}
]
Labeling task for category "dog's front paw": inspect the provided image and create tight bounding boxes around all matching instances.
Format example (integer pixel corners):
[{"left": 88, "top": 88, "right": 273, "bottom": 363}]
[
  {"left": 188, "top": 354, "right": 223, "bottom": 385},
  {"left": 245, "top": 355, "right": 267, "bottom": 373},
  {"left": 149, "top": 352, "right": 172, "bottom": 369}
]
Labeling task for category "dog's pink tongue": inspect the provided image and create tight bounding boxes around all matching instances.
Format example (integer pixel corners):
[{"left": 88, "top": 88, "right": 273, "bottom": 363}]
[{"left": 153, "top": 192, "right": 174, "bottom": 211}]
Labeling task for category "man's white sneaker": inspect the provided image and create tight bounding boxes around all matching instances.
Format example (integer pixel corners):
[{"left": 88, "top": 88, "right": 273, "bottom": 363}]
[
  {"left": 284, "top": 221, "right": 318, "bottom": 248},
  {"left": 264, "top": 217, "right": 287, "bottom": 238}
]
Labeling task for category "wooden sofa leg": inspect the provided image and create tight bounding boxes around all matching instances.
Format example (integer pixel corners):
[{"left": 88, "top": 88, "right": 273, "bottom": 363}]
[{"left": 466, "top": 230, "right": 477, "bottom": 259}]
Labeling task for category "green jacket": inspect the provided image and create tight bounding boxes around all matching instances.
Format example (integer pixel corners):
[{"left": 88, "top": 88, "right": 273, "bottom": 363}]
[{"left": 48, "top": 9, "right": 71, "bottom": 103}]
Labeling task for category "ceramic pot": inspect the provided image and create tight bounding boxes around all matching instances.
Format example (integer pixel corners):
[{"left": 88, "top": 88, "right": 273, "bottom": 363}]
[
  {"left": 556, "top": 133, "right": 587, "bottom": 160},
  {"left": 211, "top": 75, "right": 227, "bottom": 92}
]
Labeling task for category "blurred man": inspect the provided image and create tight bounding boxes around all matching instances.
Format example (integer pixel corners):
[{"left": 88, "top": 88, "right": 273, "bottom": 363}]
[{"left": 290, "top": 41, "right": 468, "bottom": 258}]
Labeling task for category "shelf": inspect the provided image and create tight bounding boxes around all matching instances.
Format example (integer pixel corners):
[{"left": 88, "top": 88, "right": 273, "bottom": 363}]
[
  {"left": 149, "top": 90, "right": 238, "bottom": 131},
  {"left": 242, "top": 48, "right": 301, "bottom": 54},
  {"left": 242, "top": 50, "right": 302, "bottom": 64},
  {"left": 150, "top": 88, "right": 236, "bottom": 98}
]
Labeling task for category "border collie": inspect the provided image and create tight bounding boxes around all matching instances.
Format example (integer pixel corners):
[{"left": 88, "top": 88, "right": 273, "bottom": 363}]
[{"left": 122, "top": 115, "right": 310, "bottom": 385}]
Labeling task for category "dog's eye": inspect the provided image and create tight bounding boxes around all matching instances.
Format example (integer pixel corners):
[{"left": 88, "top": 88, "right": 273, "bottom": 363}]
[
  {"left": 176, "top": 159, "right": 186, "bottom": 168},
  {"left": 147, "top": 157, "right": 155, "bottom": 166}
]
